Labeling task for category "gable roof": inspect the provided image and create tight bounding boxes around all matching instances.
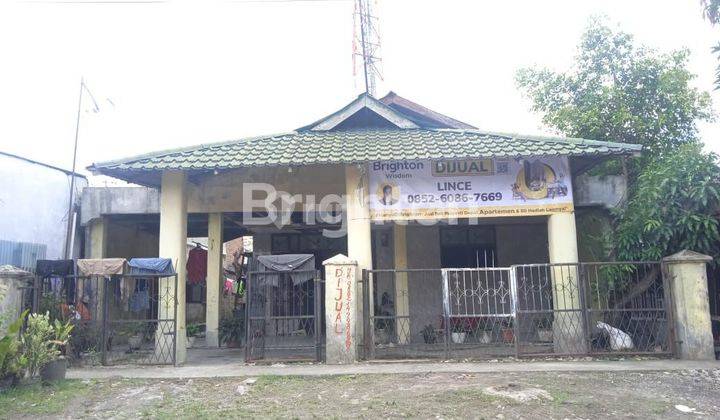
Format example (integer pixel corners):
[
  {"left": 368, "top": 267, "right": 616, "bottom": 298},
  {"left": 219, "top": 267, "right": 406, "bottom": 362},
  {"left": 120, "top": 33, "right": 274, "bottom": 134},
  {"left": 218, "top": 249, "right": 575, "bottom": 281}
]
[
  {"left": 299, "top": 93, "right": 420, "bottom": 131},
  {"left": 379, "top": 92, "right": 476, "bottom": 129},
  {"left": 89, "top": 129, "right": 641, "bottom": 187}
]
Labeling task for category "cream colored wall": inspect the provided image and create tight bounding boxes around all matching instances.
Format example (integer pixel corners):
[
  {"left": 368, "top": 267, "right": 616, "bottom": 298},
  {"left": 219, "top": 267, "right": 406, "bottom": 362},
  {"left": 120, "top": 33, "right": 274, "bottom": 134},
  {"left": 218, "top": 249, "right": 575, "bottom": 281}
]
[{"left": 186, "top": 165, "right": 346, "bottom": 213}]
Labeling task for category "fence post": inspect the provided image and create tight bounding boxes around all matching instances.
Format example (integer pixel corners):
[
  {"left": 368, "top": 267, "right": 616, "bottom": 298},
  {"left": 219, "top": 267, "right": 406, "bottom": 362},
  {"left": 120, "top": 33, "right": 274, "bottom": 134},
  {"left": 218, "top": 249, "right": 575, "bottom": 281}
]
[
  {"left": 510, "top": 267, "right": 521, "bottom": 357},
  {"left": 662, "top": 250, "right": 715, "bottom": 360},
  {"left": 362, "top": 269, "right": 374, "bottom": 360},
  {"left": 577, "top": 263, "right": 592, "bottom": 355},
  {"left": 441, "top": 269, "right": 451, "bottom": 359},
  {"left": 323, "top": 254, "right": 359, "bottom": 364},
  {"left": 100, "top": 277, "right": 109, "bottom": 366},
  {"left": 314, "top": 272, "right": 323, "bottom": 363}
]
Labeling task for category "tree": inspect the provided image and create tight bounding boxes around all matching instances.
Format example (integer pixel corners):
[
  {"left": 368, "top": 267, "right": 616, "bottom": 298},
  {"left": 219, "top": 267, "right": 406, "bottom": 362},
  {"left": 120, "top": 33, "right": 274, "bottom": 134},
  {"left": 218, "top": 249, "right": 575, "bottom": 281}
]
[
  {"left": 615, "top": 144, "right": 720, "bottom": 261},
  {"left": 516, "top": 19, "right": 713, "bottom": 162},
  {"left": 701, "top": 0, "right": 720, "bottom": 89},
  {"left": 516, "top": 19, "right": 719, "bottom": 261}
]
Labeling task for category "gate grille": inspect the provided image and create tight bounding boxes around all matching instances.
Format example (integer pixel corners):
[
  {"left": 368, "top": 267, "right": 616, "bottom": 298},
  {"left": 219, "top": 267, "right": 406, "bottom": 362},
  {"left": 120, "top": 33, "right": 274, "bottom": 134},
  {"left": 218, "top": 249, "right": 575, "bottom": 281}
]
[
  {"left": 245, "top": 270, "right": 324, "bottom": 362},
  {"left": 364, "top": 261, "right": 673, "bottom": 360}
]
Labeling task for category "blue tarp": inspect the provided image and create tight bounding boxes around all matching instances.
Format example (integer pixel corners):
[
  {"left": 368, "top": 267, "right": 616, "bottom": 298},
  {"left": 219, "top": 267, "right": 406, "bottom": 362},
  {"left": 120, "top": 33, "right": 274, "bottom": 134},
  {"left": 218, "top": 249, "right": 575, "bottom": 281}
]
[{"left": 127, "top": 258, "right": 175, "bottom": 276}]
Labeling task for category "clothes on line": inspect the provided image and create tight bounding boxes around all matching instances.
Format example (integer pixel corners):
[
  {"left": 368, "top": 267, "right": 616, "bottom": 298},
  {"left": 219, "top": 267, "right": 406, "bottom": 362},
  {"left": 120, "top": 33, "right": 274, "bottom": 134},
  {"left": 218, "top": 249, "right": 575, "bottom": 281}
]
[
  {"left": 35, "top": 259, "right": 74, "bottom": 278},
  {"left": 77, "top": 258, "right": 127, "bottom": 276},
  {"left": 128, "top": 258, "right": 175, "bottom": 276},
  {"left": 187, "top": 247, "right": 207, "bottom": 284}
]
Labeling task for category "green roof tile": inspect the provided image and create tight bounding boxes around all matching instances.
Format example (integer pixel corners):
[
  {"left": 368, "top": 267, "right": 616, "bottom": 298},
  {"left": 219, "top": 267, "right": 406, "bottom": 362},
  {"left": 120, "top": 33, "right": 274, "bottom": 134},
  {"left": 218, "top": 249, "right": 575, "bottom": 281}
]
[{"left": 89, "top": 129, "right": 641, "bottom": 184}]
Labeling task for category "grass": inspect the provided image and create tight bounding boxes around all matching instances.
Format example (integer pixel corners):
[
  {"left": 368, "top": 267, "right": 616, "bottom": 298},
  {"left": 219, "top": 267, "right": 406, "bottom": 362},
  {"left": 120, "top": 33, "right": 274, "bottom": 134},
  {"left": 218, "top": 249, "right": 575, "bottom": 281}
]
[{"left": 0, "top": 379, "right": 93, "bottom": 417}]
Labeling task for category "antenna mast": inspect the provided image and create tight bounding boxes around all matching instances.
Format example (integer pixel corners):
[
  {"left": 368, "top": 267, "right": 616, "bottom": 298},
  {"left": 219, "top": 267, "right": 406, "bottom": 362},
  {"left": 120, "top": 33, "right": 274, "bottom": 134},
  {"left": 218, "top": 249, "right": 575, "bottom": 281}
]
[{"left": 353, "top": 0, "right": 382, "bottom": 96}]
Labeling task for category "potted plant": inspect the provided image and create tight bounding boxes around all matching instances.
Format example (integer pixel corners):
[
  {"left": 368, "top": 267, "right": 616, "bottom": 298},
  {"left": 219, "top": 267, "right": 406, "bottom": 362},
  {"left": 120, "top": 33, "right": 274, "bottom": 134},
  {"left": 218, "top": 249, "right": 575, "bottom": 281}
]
[
  {"left": 500, "top": 318, "right": 514, "bottom": 344},
  {"left": 40, "top": 317, "right": 73, "bottom": 383},
  {"left": 535, "top": 317, "right": 553, "bottom": 343},
  {"left": 421, "top": 324, "right": 437, "bottom": 344},
  {"left": 450, "top": 321, "right": 466, "bottom": 344},
  {"left": 0, "top": 310, "right": 28, "bottom": 390},
  {"left": 22, "top": 312, "right": 73, "bottom": 382},
  {"left": 186, "top": 323, "right": 203, "bottom": 348},
  {"left": 477, "top": 322, "right": 493, "bottom": 344},
  {"left": 219, "top": 316, "right": 244, "bottom": 348},
  {"left": 119, "top": 323, "right": 145, "bottom": 351}
]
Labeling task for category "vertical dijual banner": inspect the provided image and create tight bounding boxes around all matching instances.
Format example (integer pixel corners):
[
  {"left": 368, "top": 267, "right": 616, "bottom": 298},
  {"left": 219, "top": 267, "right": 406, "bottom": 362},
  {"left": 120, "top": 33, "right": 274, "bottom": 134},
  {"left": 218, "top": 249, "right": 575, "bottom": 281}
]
[{"left": 368, "top": 156, "right": 574, "bottom": 221}]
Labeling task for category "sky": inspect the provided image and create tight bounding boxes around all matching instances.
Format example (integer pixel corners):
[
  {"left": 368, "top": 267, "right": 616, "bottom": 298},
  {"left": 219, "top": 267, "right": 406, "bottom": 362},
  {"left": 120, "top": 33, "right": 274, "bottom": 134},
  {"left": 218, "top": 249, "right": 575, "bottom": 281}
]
[{"left": 1, "top": 0, "right": 719, "bottom": 186}]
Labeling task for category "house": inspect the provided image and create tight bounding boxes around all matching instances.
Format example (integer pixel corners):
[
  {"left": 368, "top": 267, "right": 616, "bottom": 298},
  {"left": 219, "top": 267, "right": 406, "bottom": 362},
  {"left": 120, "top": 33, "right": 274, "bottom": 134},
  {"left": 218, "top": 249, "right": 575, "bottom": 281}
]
[
  {"left": 0, "top": 152, "right": 87, "bottom": 271},
  {"left": 86, "top": 92, "right": 642, "bottom": 364}
]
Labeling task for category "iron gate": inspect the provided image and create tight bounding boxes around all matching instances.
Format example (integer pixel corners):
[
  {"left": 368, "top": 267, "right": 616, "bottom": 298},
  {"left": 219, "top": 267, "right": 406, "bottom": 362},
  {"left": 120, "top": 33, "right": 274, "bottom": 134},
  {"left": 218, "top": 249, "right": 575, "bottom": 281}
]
[
  {"left": 34, "top": 273, "right": 178, "bottom": 366},
  {"left": 245, "top": 269, "right": 324, "bottom": 362},
  {"left": 364, "top": 261, "right": 673, "bottom": 360}
]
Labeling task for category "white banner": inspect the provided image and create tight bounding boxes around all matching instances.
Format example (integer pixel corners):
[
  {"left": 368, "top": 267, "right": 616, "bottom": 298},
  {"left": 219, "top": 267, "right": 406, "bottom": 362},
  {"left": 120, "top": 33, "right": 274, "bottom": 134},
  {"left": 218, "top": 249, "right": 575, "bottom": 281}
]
[{"left": 368, "top": 157, "right": 574, "bottom": 221}]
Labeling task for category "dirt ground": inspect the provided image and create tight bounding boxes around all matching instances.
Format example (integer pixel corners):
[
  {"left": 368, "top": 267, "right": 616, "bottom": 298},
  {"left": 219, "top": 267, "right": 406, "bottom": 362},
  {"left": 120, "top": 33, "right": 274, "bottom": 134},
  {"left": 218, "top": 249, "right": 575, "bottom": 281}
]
[{"left": 2, "top": 369, "right": 720, "bottom": 419}]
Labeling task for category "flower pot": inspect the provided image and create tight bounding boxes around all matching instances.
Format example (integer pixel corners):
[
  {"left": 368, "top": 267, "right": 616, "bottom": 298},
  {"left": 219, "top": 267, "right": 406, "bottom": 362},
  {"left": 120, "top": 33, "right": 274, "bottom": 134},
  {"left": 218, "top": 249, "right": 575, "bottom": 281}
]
[
  {"left": 501, "top": 328, "right": 514, "bottom": 344},
  {"left": 0, "top": 375, "right": 20, "bottom": 391},
  {"left": 537, "top": 328, "right": 553, "bottom": 343},
  {"left": 451, "top": 332, "right": 466, "bottom": 344},
  {"left": 128, "top": 334, "right": 142, "bottom": 350},
  {"left": 186, "top": 336, "right": 196, "bottom": 349},
  {"left": 40, "top": 359, "right": 67, "bottom": 383},
  {"left": 478, "top": 330, "right": 492, "bottom": 344}
]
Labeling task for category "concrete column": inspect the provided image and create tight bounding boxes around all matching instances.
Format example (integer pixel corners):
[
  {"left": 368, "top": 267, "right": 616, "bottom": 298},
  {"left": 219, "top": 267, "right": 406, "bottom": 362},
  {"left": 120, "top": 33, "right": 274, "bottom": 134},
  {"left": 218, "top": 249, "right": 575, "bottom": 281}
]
[
  {"left": 87, "top": 217, "right": 107, "bottom": 322},
  {"left": 345, "top": 164, "right": 373, "bottom": 349},
  {"left": 205, "top": 213, "right": 223, "bottom": 347},
  {"left": 87, "top": 217, "right": 107, "bottom": 259},
  {"left": 158, "top": 170, "right": 188, "bottom": 364},
  {"left": 393, "top": 223, "right": 410, "bottom": 344},
  {"left": 324, "top": 254, "right": 358, "bottom": 364},
  {"left": 547, "top": 212, "right": 586, "bottom": 354},
  {"left": 663, "top": 250, "right": 715, "bottom": 360}
]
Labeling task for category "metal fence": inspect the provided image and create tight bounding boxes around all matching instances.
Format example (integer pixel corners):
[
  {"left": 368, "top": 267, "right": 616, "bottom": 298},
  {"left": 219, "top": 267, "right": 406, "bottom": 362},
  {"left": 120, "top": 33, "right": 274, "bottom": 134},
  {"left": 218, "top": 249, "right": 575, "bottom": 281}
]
[
  {"left": 363, "top": 261, "right": 673, "bottom": 360},
  {"left": 33, "top": 274, "right": 178, "bottom": 366},
  {"left": 245, "top": 270, "right": 324, "bottom": 362}
]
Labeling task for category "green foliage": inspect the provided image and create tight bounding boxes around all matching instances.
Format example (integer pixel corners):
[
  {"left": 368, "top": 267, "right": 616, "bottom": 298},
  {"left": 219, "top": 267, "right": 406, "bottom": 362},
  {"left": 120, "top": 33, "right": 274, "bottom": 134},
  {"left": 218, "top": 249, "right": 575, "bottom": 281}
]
[
  {"left": 219, "top": 316, "right": 244, "bottom": 345},
  {"left": 20, "top": 313, "right": 73, "bottom": 378},
  {"left": 21, "top": 313, "right": 58, "bottom": 378},
  {"left": 701, "top": 0, "right": 720, "bottom": 89},
  {"left": 516, "top": 18, "right": 713, "bottom": 162},
  {"left": 516, "top": 18, "right": 719, "bottom": 263},
  {"left": 0, "top": 310, "right": 28, "bottom": 380},
  {"left": 615, "top": 144, "right": 720, "bottom": 261},
  {"left": 186, "top": 323, "right": 203, "bottom": 337}
]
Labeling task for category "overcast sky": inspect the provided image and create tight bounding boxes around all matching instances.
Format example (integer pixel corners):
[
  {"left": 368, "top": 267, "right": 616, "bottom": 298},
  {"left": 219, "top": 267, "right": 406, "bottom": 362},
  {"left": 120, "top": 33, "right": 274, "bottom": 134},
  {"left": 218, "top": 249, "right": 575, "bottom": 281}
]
[{"left": 1, "top": 0, "right": 719, "bottom": 185}]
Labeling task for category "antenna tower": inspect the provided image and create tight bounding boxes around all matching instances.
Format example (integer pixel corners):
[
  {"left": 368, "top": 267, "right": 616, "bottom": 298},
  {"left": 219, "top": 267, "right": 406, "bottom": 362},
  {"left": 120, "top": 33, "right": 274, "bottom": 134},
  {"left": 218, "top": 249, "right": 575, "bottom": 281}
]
[{"left": 353, "top": 0, "right": 382, "bottom": 96}]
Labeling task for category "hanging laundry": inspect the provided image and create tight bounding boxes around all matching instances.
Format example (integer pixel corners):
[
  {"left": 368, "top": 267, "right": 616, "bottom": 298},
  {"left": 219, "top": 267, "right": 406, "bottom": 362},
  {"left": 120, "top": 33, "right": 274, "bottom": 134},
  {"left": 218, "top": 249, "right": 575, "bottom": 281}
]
[
  {"left": 186, "top": 246, "right": 207, "bottom": 284},
  {"left": 129, "top": 279, "right": 150, "bottom": 312},
  {"left": 35, "top": 259, "right": 74, "bottom": 278}
]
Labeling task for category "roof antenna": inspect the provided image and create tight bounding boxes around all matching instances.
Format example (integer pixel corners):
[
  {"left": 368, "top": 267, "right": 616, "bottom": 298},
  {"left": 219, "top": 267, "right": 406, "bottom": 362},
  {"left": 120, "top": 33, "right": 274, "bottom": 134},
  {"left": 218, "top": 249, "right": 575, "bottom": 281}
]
[{"left": 353, "top": 0, "right": 382, "bottom": 97}]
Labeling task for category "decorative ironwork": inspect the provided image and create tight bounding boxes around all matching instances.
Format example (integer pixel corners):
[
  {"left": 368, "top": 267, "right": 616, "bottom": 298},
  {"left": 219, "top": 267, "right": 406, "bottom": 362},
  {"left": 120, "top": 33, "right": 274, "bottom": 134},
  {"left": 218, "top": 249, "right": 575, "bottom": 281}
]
[
  {"left": 245, "top": 270, "right": 324, "bottom": 362},
  {"left": 364, "top": 261, "right": 673, "bottom": 360},
  {"left": 33, "top": 274, "right": 177, "bottom": 366}
]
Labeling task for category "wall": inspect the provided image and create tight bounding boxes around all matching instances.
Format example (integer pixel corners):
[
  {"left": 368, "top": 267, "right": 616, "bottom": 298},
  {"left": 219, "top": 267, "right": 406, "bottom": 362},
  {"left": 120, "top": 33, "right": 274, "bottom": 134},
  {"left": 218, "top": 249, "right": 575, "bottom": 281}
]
[
  {"left": 406, "top": 224, "right": 442, "bottom": 340},
  {"left": 0, "top": 154, "right": 87, "bottom": 267},
  {"left": 495, "top": 222, "right": 549, "bottom": 266},
  {"left": 105, "top": 220, "right": 159, "bottom": 259},
  {"left": 574, "top": 174, "right": 626, "bottom": 209}
]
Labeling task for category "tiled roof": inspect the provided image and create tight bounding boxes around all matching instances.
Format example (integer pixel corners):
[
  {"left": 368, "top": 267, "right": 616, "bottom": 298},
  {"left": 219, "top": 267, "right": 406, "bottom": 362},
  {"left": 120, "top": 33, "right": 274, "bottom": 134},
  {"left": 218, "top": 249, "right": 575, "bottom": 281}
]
[{"left": 89, "top": 129, "right": 640, "bottom": 182}]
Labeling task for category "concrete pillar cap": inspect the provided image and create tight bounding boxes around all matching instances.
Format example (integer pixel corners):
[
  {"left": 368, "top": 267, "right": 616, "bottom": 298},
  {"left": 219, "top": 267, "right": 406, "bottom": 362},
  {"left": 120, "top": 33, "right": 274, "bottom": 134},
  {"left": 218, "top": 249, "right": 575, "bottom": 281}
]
[
  {"left": 0, "top": 265, "right": 34, "bottom": 280},
  {"left": 662, "top": 249, "right": 713, "bottom": 264},
  {"left": 323, "top": 254, "right": 357, "bottom": 266}
]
